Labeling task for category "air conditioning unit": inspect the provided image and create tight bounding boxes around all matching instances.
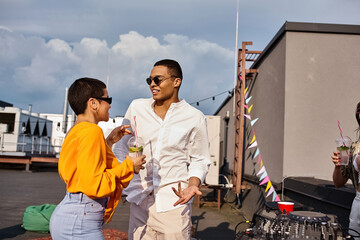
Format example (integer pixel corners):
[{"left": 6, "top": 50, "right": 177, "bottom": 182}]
[{"left": 204, "top": 115, "right": 221, "bottom": 185}]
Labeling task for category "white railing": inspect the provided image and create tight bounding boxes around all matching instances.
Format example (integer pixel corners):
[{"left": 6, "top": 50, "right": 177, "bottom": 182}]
[{"left": 0, "top": 136, "right": 59, "bottom": 155}]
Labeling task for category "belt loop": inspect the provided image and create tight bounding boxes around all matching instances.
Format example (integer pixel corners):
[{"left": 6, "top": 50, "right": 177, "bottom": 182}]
[{"left": 80, "top": 192, "right": 84, "bottom": 203}]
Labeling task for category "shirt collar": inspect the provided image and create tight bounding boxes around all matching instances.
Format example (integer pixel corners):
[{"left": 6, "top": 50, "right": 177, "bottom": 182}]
[{"left": 150, "top": 98, "right": 185, "bottom": 110}]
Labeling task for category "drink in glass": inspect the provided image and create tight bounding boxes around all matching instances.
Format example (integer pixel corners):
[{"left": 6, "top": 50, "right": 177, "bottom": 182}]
[
  {"left": 128, "top": 136, "right": 143, "bottom": 157},
  {"left": 335, "top": 136, "right": 352, "bottom": 165}
]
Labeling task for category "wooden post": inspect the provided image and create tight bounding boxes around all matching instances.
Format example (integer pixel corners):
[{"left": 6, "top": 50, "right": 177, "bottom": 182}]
[{"left": 233, "top": 41, "right": 253, "bottom": 194}]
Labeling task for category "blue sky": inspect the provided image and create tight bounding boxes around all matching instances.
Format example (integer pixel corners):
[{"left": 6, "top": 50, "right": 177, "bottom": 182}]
[{"left": 1, "top": 0, "right": 359, "bottom": 116}]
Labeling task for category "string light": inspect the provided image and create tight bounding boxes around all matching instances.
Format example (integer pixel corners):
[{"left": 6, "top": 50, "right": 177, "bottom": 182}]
[{"left": 190, "top": 88, "right": 234, "bottom": 106}]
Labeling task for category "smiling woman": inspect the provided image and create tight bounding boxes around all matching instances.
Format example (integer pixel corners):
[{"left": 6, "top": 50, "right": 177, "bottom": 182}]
[{"left": 49, "top": 77, "right": 146, "bottom": 240}]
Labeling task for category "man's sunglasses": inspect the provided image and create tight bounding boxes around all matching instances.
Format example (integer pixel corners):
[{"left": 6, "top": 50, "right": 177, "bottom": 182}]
[
  {"left": 146, "top": 76, "right": 177, "bottom": 86},
  {"left": 93, "top": 97, "right": 112, "bottom": 104}
]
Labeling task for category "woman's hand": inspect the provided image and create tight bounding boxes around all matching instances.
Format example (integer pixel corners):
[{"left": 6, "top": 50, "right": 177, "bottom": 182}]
[
  {"left": 106, "top": 125, "right": 132, "bottom": 148},
  {"left": 332, "top": 151, "right": 341, "bottom": 167},
  {"left": 126, "top": 155, "right": 146, "bottom": 174}
]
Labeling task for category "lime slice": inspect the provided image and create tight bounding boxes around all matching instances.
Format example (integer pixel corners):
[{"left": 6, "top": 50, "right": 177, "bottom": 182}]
[
  {"left": 337, "top": 146, "right": 350, "bottom": 151},
  {"left": 129, "top": 146, "right": 143, "bottom": 153}
]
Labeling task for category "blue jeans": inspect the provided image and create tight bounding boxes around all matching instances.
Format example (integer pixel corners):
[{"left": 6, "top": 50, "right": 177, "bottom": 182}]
[{"left": 49, "top": 192, "right": 107, "bottom": 240}]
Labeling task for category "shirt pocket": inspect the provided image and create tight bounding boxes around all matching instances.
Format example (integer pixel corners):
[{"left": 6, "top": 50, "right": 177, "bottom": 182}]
[{"left": 168, "top": 127, "right": 188, "bottom": 150}]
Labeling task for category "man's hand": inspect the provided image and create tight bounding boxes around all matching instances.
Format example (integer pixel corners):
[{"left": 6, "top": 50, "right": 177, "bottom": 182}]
[
  {"left": 106, "top": 125, "right": 132, "bottom": 148},
  {"left": 172, "top": 181, "right": 202, "bottom": 206}
]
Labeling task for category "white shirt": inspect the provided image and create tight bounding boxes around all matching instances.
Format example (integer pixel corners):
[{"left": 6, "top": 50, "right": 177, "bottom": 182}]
[{"left": 113, "top": 98, "right": 211, "bottom": 212}]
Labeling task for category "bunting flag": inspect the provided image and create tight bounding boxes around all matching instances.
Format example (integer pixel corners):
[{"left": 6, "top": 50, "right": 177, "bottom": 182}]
[
  {"left": 250, "top": 135, "right": 256, "bottom": 144},
  {"left": 248, "top": 141, "right": 258, "bottom": 149},
  {"left": 254, "top": 148, "right": 260, "bottom": 158},
  {"left": 266, "top": 181, "right": 272, "bottom": 192},
  {"left": 248, "top": 104, "right": 253, "bottom": 113},
  {"left": 251, "top": 118, "right": 258, "bottom": 126},
  {"left": 257, "top": 153, "right": 262, "bottom": 164},
  {"left": 266, "top": 186, "right": 275, "bottom": 198},
  {"left": 257, "top": 166, "right": 265, "bottom": 176},
  {"left": 274, "top": 195, "right": 281, "bottom": 202},
  {"left": 243, "top": 91, "right": 281, "bottom": 202},
  {"left": 245, "top": 96, "right": 252, "bottom": 104},
  {"left": 244, "top": 86, "right": 248, "bottom": 95},
  {"left": 260, "top": 176, "right": 269, "bottom": 185},
  {"left": 244, "top": 114, "right": 251, "bottom": 120},
  {"left": 259, "top": 171, "right": 267, "bottom": 181}
]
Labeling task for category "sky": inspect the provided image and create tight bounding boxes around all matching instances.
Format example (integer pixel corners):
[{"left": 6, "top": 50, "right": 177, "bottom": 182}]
[{"left": 1, "top": 0, "right": 360, "bottom": 117}]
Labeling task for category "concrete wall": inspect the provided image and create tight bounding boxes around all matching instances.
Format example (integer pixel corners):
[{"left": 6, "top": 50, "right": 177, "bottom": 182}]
[
  {"left": 283, "top": 32, "right": 360, "bottom": 180},
  {"left": 216, "top": 101, "right": 235, "bottom": 177},
  {"left": 244, "top": 36, "right": 287, "bottom": 183}
]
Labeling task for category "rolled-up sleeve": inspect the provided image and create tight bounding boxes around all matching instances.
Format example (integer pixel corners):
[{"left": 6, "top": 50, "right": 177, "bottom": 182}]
[{"left": 188, "top": 117, "right": 211, "bottom": 183}]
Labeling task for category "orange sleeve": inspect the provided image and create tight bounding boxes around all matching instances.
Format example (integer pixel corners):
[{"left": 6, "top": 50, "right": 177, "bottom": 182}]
[{"left": 67, "top": 125, "right": 134, "bottom": 198}]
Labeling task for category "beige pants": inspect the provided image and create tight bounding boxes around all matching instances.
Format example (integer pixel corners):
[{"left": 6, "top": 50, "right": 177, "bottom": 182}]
[{"left": 128, "top": 193, "right": 191, "bottom": 240}]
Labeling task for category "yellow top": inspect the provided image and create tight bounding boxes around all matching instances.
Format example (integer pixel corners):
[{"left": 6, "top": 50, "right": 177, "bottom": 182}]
[{"left": 58, "top": 122, "right": 134, "bottom": 223}]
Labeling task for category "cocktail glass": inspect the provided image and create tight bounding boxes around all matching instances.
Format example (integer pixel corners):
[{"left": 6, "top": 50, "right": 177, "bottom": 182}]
[
  {"left": 335, "top": 136, "right": 352, "bottom": 165},
  {"left": 127, "top": 136, "right": 143, "bottom": 157}
]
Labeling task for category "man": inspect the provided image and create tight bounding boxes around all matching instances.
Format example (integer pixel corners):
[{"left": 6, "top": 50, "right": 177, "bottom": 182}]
[{"left": 113, "top": 59, "right": 211, "bottom": 239}]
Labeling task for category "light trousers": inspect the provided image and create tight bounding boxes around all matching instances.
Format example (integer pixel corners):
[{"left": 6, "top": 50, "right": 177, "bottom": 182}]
[
  {"left": 128, "top": 193, "right": 191, "bottom": 240},
  {"left": 349, "top": 191, "right": 360, "bottom": 239},
  {"left": 49, "top": 192, "right": 107, "bottom": 240}
]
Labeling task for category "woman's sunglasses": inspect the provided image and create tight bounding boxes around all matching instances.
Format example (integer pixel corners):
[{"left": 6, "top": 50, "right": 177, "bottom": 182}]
[{"left": 93, "top": 97, "right": 112, "bottom": 104}]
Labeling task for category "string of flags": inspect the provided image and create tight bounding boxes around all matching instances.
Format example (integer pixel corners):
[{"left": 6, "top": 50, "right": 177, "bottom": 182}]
[{"left": 243, "top": 84, "right": 281, "bottom": 202}]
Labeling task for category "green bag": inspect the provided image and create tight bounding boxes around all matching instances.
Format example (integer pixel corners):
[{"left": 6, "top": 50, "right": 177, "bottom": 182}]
[{"left": 22, "top": 204, "right": 57, "bottom": 233}]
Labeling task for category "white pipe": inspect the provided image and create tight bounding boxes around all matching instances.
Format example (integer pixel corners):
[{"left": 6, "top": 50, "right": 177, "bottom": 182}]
[
  {"left": 232, "top": 0, "right": 240, "bottom": 116},
  {"left": 62, "top": 88, "right": 69, "bottom": 133}
]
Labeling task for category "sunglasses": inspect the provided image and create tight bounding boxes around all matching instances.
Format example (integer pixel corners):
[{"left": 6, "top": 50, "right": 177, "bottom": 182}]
[
  {"left": 93, "top": 97, "right": 112, "bottom": 104},
  {"left": 146, "top": 76, "right": 176, "bottom": 86}
]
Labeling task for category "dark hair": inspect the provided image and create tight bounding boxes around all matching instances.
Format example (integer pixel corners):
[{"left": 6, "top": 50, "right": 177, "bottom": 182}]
[
  {"left": 154, "top": 59, "right": 183, "bottom": 80},
  {"left": 68, "top": 77, "right": 106, "bottom": 115},
  {"left": 356, "top": 101, "right": 360, "bottom": 130}
]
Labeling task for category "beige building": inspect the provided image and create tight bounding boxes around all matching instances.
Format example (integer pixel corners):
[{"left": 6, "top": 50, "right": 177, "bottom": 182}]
[{"left": 215, "top": 22, "right": 360, "bottom": 224}]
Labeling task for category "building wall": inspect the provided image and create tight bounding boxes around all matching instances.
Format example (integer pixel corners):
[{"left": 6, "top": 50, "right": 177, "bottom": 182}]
[
  {"left": 244, "top": 36, "right": 287, "bottom": 183},
  {"left": 216, "top": 101, "right": 235, "bottom": 176},
  {"left": 214, "top": 22, "right": 360, "bottom": 225},
  {"left": 283, "top": 32, "right": 360, "bottom": 180}
]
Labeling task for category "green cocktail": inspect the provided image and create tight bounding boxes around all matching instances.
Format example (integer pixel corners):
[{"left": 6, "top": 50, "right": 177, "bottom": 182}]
[{"left": 129, "top": 145, "right": 143, "bottom": 157}]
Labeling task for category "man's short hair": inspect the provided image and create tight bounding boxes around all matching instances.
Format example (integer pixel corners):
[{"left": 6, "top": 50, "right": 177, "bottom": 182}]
[
  {"left": 154, "top": 59, "right": 183, "bottom": 80},
  {"left": 68, "top": 77, "right": 106, "bottom": 115}
]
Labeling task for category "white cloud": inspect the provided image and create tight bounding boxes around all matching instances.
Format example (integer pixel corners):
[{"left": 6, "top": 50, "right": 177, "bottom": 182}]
[{"left": 0, "top": 30, "right": 234, "bottom": 115}]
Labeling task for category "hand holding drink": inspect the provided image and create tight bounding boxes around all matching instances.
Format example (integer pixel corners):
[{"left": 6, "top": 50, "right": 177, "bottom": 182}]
[
  {"left": 127, "top": 154, "right": 146, "bottom": 174},
  {"left": 335, "top": 136, "right": 352, "bottom": 165}
]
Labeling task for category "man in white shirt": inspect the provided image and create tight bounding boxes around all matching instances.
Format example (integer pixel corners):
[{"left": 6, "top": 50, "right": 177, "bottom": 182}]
[{"left": 113, "top": 59, "right": 211, "bottom": 239}]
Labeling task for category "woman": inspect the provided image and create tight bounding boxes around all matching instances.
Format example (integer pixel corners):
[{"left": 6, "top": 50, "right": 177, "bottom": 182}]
[
  {"left": 49, "top": 77, "right": 146, "bottom": 239},
  {"left": 332, "top": 101, "right": 360, "bottom": 237}
]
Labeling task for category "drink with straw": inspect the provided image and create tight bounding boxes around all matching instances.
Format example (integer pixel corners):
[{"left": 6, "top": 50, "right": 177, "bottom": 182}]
[
  {"left": 335, "top": 136, "right": 352, "bottom": 165},
  {"left": 128, "top": 136, "right": 143, "bottom": 157}
]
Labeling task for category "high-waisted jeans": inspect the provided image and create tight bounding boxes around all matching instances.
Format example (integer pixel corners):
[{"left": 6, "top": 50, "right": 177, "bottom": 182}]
[{"left": 49, "top": 192, "right": 107, "bottom": 240}]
